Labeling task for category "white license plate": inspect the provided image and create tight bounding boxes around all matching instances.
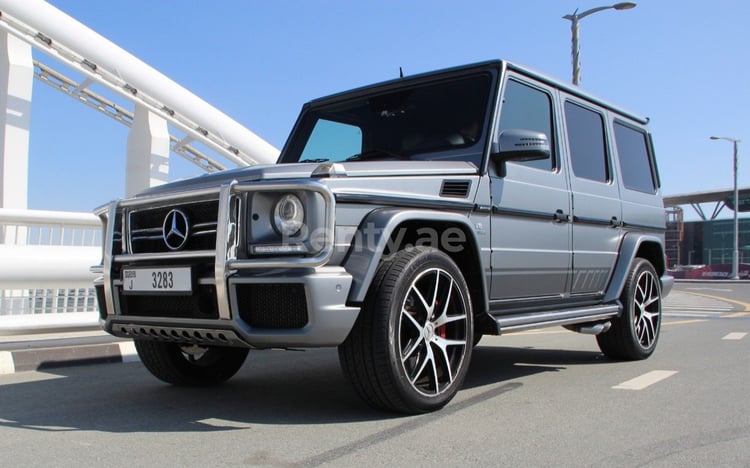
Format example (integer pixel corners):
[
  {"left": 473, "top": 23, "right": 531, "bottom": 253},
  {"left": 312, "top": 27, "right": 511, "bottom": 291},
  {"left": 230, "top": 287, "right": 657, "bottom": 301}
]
[{"left": 122, "top": 267, "right": 192, "bottom": 294}]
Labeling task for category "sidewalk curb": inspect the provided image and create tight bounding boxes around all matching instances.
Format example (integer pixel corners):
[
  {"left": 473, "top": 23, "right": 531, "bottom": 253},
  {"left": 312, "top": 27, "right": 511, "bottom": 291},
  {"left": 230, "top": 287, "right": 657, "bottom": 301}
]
[{"left": 0, "top": 341, "right": 138, "bottom": 374}]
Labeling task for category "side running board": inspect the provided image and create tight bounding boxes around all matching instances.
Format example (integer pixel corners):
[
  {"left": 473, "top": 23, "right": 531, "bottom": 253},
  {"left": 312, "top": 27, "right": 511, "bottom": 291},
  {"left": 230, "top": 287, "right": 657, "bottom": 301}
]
[{"left": 493, "top": 304, "right": 621, "bottom": 335}]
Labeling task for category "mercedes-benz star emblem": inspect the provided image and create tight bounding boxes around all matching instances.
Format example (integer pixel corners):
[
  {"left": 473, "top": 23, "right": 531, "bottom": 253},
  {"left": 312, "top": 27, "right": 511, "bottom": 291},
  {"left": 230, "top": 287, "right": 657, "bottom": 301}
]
[{"left": 162, "top": 209, "right": 190, "bottom": 251}]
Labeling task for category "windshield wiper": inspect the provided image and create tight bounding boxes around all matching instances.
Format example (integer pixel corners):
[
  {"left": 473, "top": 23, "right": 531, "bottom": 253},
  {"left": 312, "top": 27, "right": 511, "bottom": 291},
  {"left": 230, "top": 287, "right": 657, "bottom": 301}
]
[
  {"left": 345, "top": 149, "right": 404, "bottom": 162},
  {"left": 299, "top": 158, "right": 330, "bottom": 163}
]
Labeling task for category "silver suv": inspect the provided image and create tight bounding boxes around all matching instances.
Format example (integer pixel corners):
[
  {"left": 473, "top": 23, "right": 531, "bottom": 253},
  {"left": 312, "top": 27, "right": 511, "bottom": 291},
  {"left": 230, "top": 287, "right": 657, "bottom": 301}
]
[{"left": 93, "top": 60, "right": 673, "bottom": 414}]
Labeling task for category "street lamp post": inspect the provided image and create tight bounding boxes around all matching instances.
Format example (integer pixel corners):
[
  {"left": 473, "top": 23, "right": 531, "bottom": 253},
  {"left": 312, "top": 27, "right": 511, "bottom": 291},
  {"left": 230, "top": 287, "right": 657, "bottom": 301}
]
[
  {"left": 710, "top": 136, "right": 742, "bottom": 280},
  {"left": 563, "top": 2, "right": 636, "bottom": 85}
]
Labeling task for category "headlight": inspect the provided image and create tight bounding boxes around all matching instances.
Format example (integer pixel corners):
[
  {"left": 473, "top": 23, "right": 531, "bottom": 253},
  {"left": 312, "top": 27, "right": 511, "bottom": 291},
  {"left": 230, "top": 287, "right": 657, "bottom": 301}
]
[{"left": 272, "top": 193, "right": 305, "bottom": 236}]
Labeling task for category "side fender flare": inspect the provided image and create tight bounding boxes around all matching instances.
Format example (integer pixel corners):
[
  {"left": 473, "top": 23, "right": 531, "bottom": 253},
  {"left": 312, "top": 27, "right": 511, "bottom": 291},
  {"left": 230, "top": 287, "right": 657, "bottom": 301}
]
[
  {"left": 603, "top": 233, "right": 666, "bottom": 303},
  {"left": 343, "top": 208, "right": 481, "bottom": 304}
]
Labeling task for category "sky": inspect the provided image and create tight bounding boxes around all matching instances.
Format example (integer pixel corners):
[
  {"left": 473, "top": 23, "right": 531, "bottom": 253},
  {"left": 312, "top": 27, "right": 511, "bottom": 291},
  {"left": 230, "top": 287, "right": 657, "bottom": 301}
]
[{"left": 21, "top": 0, "right": 750, "bottom": 221}]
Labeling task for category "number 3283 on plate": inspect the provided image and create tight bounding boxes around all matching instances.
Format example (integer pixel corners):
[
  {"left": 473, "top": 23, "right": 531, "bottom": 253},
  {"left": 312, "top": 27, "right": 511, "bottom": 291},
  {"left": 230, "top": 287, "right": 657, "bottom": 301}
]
[{"left": 122, "top": 267, "right": 192, "bottom": 294}]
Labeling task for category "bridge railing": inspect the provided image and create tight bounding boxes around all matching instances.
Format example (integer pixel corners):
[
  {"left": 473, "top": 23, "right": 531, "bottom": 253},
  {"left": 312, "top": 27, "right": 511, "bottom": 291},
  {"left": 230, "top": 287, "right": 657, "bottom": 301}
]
[{"left": 0, "top": 208, "right": 101, "bottom": 333}]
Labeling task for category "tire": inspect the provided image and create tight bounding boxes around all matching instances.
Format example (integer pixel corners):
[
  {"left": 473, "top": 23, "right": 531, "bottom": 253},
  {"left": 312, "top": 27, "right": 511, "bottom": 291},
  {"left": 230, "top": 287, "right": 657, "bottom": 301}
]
[
  {"left": 134, "top": 339, "right": 249, "bottom": 386},
  {"left": 338, "top": 246, "right": 473, "bottom": 414},
  {"left": 597, "top": 258, "right": 662, "bottom": 360}
]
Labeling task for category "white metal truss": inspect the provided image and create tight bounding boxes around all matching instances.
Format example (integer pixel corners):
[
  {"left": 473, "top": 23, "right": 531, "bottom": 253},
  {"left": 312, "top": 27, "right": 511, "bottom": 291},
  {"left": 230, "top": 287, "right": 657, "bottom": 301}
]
[
  {"left": 34, "top": 61, "right": 225, "bottom": 173},
  {"left": 0, "top": 6, "right": 277, "bottom": 171}
]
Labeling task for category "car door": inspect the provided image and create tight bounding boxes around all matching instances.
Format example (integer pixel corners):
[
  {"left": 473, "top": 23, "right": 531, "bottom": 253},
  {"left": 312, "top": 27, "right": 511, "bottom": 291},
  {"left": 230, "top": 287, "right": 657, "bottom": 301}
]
[
  {"left": 560, "top": 96, "right": 623, "bottom": 296},
  {"left": 489, "top": 76, "right": 572, "bottom": 305}
]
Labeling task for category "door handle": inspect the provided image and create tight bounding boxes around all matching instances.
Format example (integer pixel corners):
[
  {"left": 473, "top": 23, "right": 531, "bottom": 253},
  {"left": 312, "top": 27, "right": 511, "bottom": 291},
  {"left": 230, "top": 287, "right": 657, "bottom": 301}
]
[
  {"left": 610, "top": 216, "right": 621, "bottom": 227},
  {"left": 553, "top": 209, "right": 569, "bottom": 223}
]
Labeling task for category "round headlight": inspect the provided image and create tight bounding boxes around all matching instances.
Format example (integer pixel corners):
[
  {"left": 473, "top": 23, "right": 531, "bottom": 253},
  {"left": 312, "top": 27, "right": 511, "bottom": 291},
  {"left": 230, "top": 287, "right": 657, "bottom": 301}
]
[{"left": 273, "top": 193, "right": 305, "bottom": 236}]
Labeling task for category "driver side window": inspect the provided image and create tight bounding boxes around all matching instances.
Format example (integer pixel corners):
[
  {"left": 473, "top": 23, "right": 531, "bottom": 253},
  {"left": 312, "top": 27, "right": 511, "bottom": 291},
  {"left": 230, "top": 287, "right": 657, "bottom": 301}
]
[
  {"left": 300, "top": 119, "right": 362, "bottom": 162},
  {"left": 498, "top": 79, "right": 556, "bottom": 171}
]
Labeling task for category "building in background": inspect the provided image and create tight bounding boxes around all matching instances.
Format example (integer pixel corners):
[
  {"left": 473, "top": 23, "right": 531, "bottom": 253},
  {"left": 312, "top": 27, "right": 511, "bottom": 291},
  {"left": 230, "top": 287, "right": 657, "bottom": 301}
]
[{"left": 664, "top": 188, "right": 750, "bottom": 279}]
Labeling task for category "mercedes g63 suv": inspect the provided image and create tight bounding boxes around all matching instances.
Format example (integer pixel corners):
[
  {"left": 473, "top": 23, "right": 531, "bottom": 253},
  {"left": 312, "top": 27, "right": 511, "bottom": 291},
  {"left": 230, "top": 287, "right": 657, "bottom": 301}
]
[{"left": 93, "top": 60, "right": 673, "bottom": 414}]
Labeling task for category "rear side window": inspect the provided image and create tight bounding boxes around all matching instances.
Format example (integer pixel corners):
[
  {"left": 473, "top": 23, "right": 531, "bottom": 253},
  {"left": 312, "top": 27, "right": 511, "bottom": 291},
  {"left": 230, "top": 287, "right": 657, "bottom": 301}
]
[
  {"left": 614, "top": 122, "right": 656, "bottom": 193},
  {"left": 565, "top": 101, "right": 609, "bottom": 182}
]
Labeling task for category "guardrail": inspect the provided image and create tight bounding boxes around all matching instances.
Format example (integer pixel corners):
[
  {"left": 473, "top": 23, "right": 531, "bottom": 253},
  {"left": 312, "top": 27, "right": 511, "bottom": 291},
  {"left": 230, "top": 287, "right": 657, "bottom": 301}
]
[
  {"left": 0, "top": 208, "right": 102, "bottom": 332},
  {"left": 0, "top": 208, "right": 101, "bottom": 246}
]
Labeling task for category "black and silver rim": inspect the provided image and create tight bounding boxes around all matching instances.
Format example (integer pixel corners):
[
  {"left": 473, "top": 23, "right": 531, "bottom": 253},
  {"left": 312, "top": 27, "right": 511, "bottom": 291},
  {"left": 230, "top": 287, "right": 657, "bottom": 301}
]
[
  {"left": 632, "top": 269, "right": 661, "bottom": 350},
  {"left": 399, "top": 267, "right": 469, "bottom": 397}
]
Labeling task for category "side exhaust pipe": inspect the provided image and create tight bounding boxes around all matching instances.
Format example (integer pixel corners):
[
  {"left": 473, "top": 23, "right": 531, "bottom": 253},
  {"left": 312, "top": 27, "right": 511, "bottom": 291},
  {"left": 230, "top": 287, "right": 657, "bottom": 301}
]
[{"left": 565, "top": 321, "right": 611, "bottom": 335}]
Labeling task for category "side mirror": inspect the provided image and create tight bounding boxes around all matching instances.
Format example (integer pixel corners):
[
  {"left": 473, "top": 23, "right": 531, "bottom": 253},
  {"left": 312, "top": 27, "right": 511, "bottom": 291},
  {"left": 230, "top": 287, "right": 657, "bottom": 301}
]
[{"left": 491, "top": 129, "right": 551, "bottom": 164}]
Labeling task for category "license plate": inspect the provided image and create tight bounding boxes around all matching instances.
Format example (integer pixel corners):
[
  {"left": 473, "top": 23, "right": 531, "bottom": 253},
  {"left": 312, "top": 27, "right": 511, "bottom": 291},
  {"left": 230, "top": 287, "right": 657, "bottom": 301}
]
[{"left": 122, "top": 267, "right": 192, "bottom": 294}]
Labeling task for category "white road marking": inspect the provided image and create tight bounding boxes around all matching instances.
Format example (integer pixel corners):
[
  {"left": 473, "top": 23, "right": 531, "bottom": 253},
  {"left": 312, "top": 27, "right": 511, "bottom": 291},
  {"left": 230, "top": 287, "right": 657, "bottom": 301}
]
[
  {"left": 196, "top": 418, "right": 252, "bottom": 429},
  {"left": 0, "top": 351, "right": 15, "bottom": 374},
  {"left": 663, "top": 305, "right": 733, "bottom": 318},
  {"left": 118, "top": 342, "right": 140, "bottom": 363},
  {"left": 664, "top": 306, "right": 733, "bottom": 312},
  {"left": 664, "top": 312, "right": 713, "bottom": 318},
  {"left": 613, "top": 370, "right": 678, "bottom": 390},
  {"left": 722, "top": 332, "right": 748, "bottom": 341}
]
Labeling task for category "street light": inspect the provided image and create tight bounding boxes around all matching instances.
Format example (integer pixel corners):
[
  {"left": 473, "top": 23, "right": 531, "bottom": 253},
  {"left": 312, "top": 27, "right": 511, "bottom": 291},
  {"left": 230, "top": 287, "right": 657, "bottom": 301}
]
[
  {"left": 563, "top": 2, "right": 636, "bottom": 85},
  {"left": 710, "top": 135, "right": 742, "bottom": 280}
]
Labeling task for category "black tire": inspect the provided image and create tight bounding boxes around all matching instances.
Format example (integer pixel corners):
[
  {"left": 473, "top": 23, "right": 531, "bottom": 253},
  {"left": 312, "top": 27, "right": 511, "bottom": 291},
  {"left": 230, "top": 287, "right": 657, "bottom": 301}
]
[
  {"left": 134, "top": 339, "right": 249, "bottom": 386},
  {"left": 338, "top": 247, "right": 473, "bottom": 414},
  {"left": 597, "top": 258, "right": 662, "bottom": 360}
]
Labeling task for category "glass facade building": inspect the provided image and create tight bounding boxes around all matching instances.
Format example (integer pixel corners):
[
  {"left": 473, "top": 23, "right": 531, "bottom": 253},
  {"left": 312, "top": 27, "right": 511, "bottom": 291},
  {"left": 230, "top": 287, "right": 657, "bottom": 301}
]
[{"left": 679, "top": 218, "right": 750, "bottom": 266}]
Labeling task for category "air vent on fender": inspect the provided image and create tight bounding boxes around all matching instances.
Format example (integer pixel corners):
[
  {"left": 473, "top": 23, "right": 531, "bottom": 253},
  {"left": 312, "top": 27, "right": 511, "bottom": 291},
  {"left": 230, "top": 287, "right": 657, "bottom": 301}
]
[{"left": 440, "top": 180, "right": 471, "bottom": 198}]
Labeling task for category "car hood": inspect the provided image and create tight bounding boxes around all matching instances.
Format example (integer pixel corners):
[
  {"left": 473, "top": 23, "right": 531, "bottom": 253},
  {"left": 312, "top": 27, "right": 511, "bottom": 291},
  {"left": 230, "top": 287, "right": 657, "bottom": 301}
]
[{"left": 136, "top": 161, "right": 479, "bottom": 197}]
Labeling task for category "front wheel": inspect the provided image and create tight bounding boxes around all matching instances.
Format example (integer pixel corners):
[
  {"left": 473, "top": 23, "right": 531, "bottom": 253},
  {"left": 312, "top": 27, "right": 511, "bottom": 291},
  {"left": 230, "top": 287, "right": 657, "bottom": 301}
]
[
  {"left": 134, "top": 340, "right": 249, "bottom": 386},
  {"left": 597, "top": 258, "right": 662, "bottom": 360},
  {"left": 339, "top": 247, "right": 474, "bottom": 414}
]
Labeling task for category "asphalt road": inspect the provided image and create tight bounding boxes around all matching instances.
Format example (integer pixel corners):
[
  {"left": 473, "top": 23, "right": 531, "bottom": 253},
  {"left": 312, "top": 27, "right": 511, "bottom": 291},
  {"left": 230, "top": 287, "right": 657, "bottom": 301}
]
[{"left": 1, "top": 282, "right": 748, "bottom": 467}]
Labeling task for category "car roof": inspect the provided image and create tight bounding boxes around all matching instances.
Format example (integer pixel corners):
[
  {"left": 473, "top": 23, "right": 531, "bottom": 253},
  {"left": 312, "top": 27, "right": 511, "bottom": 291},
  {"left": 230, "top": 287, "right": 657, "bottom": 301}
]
[{"left": 305, "top": 59, "right": 649, "bottom": 125}]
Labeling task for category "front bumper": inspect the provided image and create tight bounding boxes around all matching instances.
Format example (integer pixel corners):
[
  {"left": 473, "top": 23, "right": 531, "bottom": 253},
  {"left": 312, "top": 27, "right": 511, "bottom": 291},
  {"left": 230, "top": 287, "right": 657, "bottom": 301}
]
[{"left": 95, "top": 266, "right": 359, "bottom": 348}]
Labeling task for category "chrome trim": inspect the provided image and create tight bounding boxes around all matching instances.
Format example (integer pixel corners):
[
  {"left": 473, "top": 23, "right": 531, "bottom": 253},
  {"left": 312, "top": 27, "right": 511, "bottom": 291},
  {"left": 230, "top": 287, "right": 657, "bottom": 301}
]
[
  {"left": 492, "top": 205, "right": 565, "bottom": 222},
  {"left": 161, "top": 208, "right": 190, "bottom": 251},
  {"left": 103, "top": 202, "right": 118, "bottom": 318},
  {"left": 118, "top": 186, "right": 222, "bottom": 208},
  {"left": 113, "top": 251, "right": 215, "bottom": 262},
  {"left": 192, "top": 222, "right": 217, "bottom": 230},
  {"left": 127, "top": 200, "right": 219, "bottom": 254},
  {"left": 622, "top": 221, "right": 666, "bottom": 233},
  {"left": 335, "top": 191, "right": 474, "bottom": 211},
  {"left": 215, "top": 181, "right": 238, "bottom": 320}
]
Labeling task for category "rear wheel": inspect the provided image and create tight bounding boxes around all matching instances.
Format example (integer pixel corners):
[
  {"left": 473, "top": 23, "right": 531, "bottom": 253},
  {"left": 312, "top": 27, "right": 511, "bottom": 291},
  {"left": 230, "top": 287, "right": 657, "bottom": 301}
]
[
  {"left": 339, "top": 247, "right": 473, "bottom": 414},
  {"left": 597, "top": 258, "right": 662, "bottom": 360},
  {"left": 134, "top": 340, "right": 249, "bottom": 386}
]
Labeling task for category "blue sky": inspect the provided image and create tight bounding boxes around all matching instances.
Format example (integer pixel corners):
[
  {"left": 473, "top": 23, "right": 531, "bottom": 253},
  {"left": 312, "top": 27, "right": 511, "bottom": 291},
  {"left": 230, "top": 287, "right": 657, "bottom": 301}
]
[{"left": 25, "top": 0, "right": 749, "bottom": 220}]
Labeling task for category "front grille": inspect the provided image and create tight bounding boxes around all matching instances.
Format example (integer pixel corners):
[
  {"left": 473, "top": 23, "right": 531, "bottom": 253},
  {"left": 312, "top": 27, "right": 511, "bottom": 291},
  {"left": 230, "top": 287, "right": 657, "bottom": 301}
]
[
  {"left": 235, "top": 283, "right": 309, "bottom": 329},
  {"left": 117, "top": 285, "right": 219, "bottom": 319},
  {"left": 128, "top": 200, "right": 219, "bottom": 254}
]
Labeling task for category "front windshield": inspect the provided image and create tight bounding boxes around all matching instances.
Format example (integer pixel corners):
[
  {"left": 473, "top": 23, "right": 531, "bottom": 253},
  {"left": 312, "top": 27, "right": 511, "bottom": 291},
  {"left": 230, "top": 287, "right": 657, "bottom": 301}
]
[{"left": 280, "top": 73, "right": 492, "bottom": 167}]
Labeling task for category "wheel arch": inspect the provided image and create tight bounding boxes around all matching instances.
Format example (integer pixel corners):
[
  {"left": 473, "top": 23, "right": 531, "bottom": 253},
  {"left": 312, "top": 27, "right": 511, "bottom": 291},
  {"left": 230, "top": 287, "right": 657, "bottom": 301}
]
[
  {"left": 343, "top": 208, "right": 488, "bottom": 315},
  {"left": 603, "top": 233, "right": 667, "bottom": 303}
]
